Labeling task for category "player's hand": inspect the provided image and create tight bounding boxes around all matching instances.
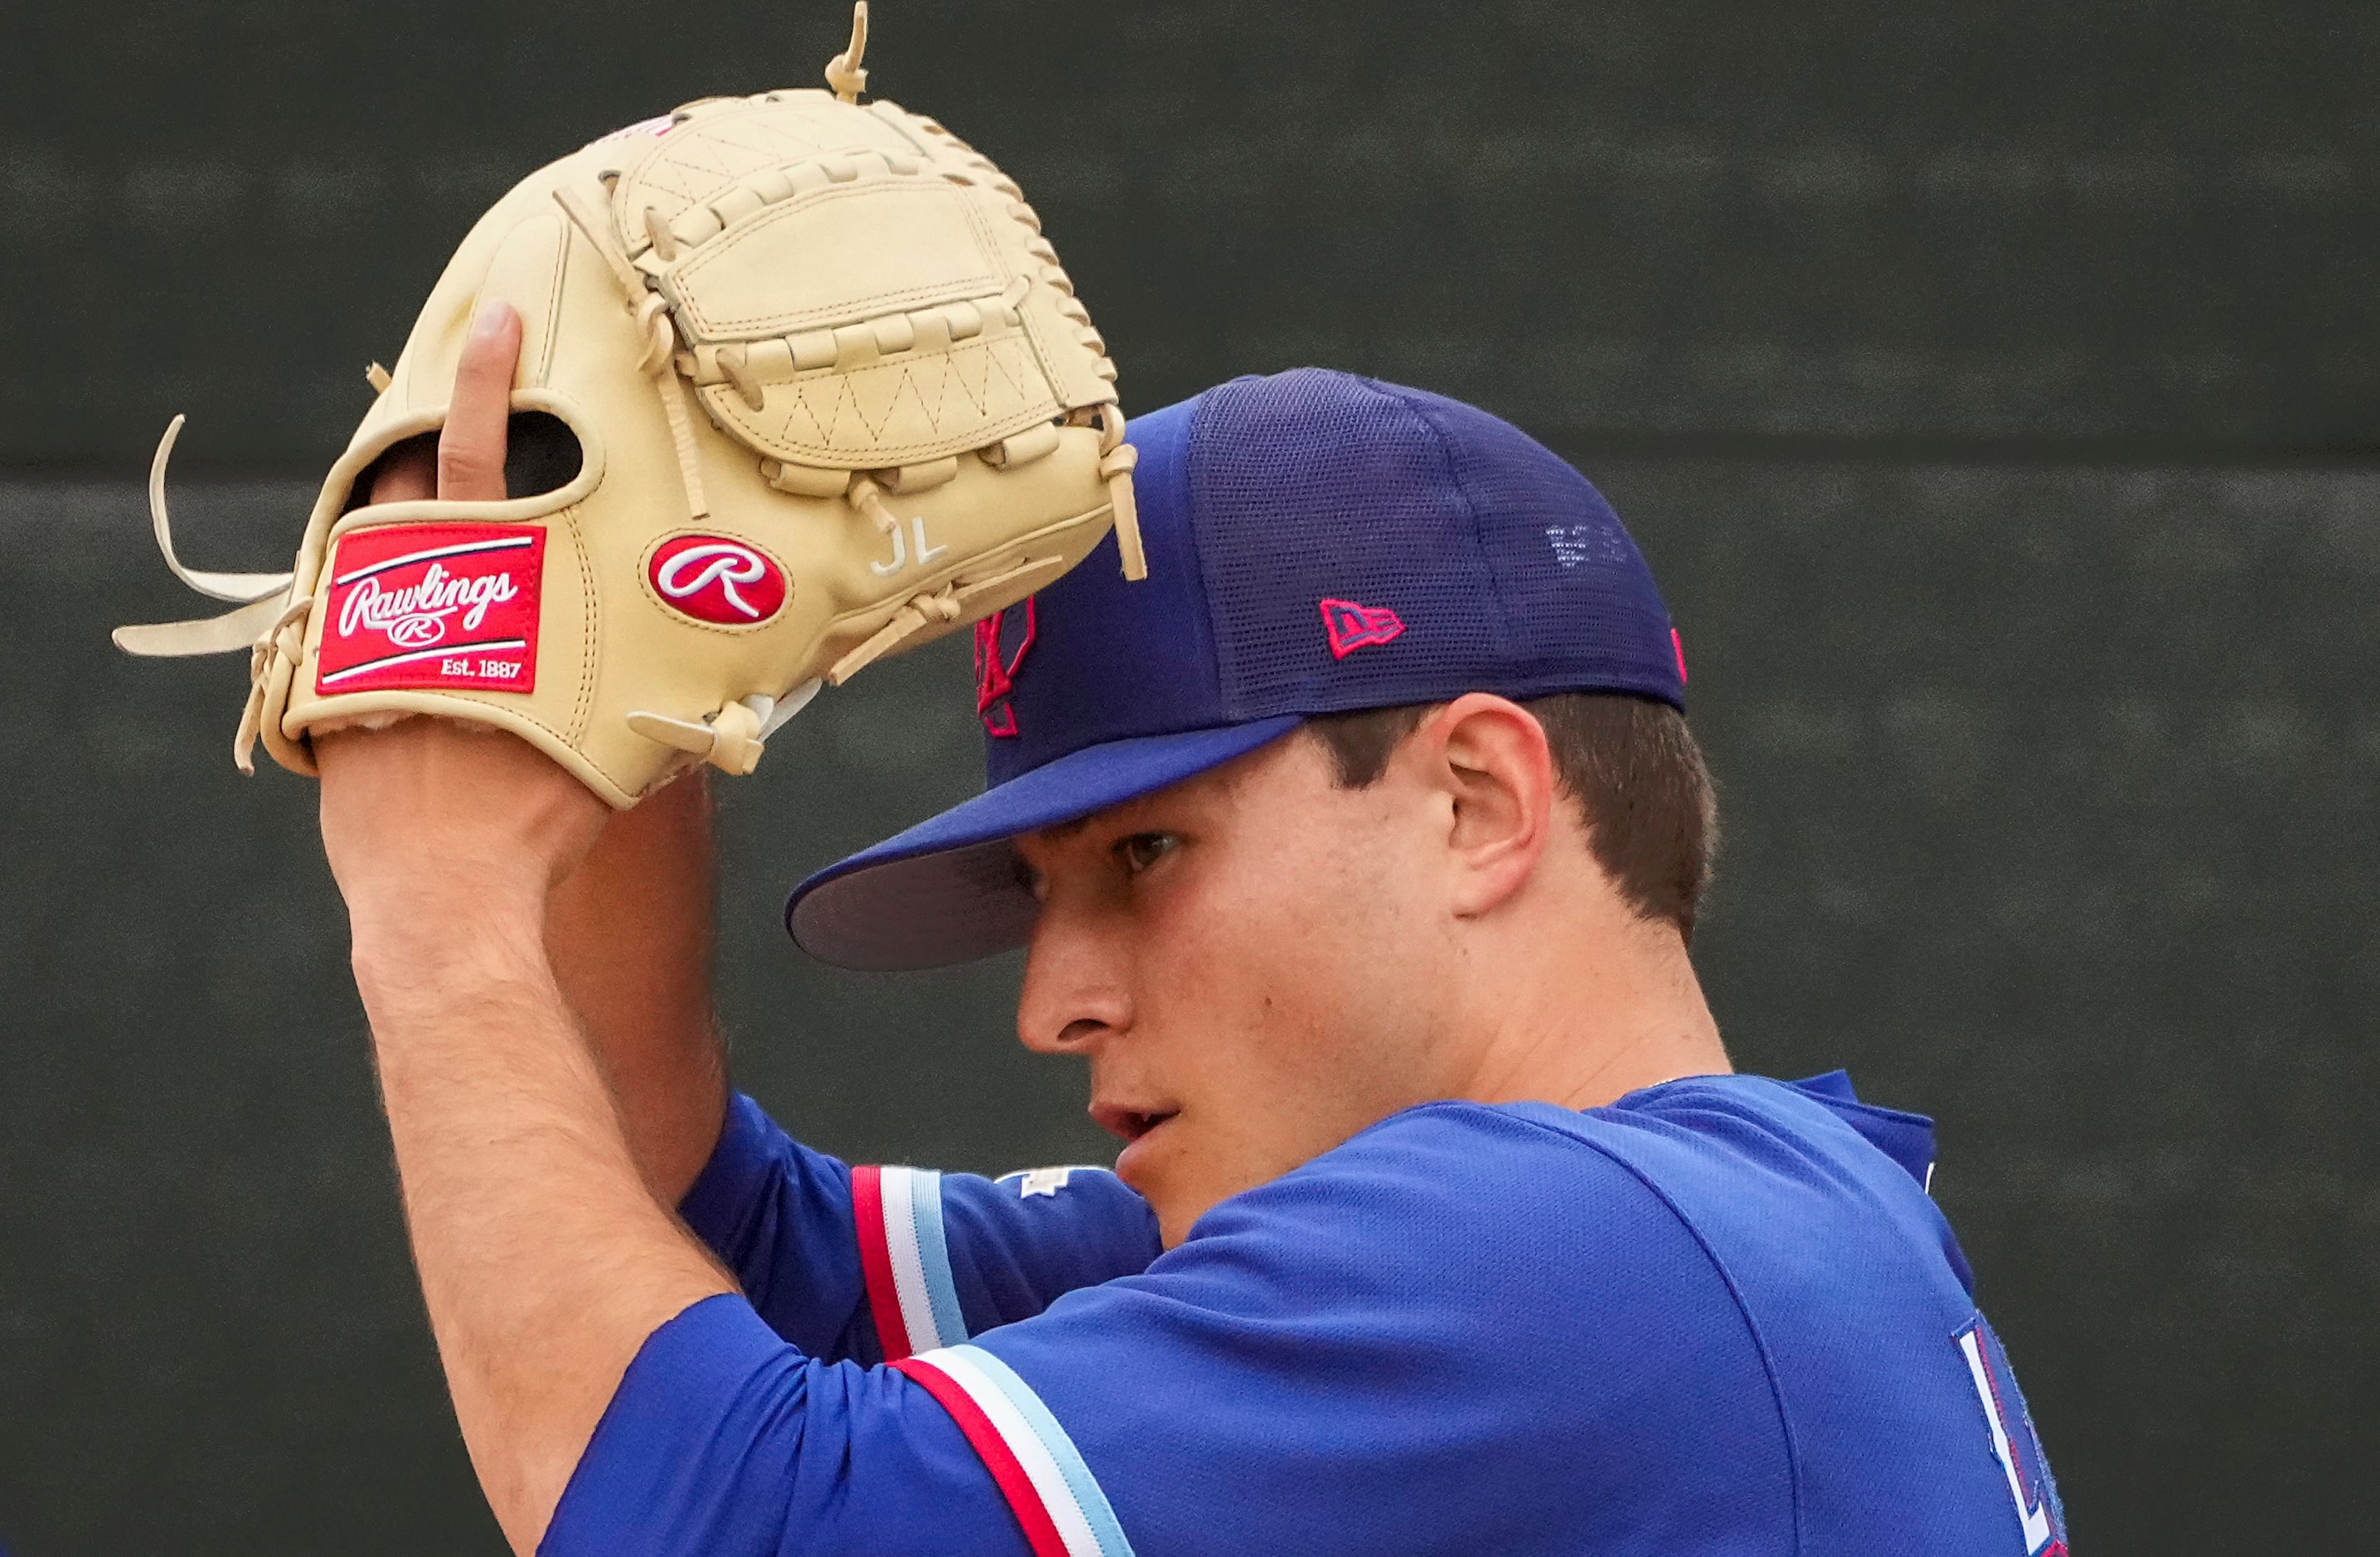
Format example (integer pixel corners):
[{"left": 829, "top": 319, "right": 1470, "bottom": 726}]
[{"left": 317, "top": 303, "right": 609, "bottom": 951}]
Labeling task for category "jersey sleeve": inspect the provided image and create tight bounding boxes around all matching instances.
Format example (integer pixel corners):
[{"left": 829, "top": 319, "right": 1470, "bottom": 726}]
[
  {"left": 677, "top": 1094, "right": 1161, "bottom": 1364},
  {"left": 540, "top": 1293, "right": 1038, "bottom": 1557}
]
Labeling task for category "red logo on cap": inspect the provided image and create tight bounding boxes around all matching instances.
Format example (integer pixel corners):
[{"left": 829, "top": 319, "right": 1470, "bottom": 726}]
[
  {"left": 975, "top": 599, "right": 1037, "bottom": 738},
  {"left": 315, "top": 522, "right": 543, "bottom": 695},
  {"left": 1319, "top": 598, "right": 1405, "bottom": 659},
  {"left": 647, "top": 535, "right": 788, "bottom": 626}
]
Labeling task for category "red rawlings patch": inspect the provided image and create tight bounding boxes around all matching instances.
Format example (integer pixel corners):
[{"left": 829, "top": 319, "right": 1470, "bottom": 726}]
[
  {"left": 1319, "top": 597, "right": 1405, "bottom": 659},
  {"left": 315, "top": 523, "right": 544, "bottom": 696},
  {"left": 647, "top": 535, "right": 788, "bottom": 627}
]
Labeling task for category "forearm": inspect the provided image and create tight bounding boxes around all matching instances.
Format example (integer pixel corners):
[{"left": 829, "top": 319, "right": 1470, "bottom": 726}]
[
  {"left": 355, "top": 909, "right": 732, "bottom": 1553},
  {"left": 545, "top": 770, "right": 730, "bottom": 1203},
  {"left": 318, "top": 320, "right": 739, "bottom": 1553}
]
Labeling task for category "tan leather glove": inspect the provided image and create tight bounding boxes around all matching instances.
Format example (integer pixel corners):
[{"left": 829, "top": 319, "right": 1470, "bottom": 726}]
[{"left": 116, "top": 3, "right": 1143, "bottom": 808}]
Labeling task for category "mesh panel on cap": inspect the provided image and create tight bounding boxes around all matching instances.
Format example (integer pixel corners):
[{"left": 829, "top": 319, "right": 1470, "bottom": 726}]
[
  {"left": 1190, "top": 371, "right": 1510, "bottom": 716},
  {"left": 1402, "top": 386, "right": 1681, "bottom": 702},
  {"left": 1185, "top": 370, "right": 1682, "bottom": 718}
]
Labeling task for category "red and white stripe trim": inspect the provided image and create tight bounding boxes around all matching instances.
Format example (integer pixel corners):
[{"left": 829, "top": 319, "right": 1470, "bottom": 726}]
[
  {"left": 894, "top": 1344, "right": 1134, "bottom": 1557},
  {"left": 851, "top": 1164, "right": 967, "bottom": 1361}
]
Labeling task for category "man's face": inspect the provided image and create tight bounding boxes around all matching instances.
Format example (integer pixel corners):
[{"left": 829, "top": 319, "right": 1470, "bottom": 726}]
[{"left": 1014, "top": 730, "right": 1466, "bottom": 1245}]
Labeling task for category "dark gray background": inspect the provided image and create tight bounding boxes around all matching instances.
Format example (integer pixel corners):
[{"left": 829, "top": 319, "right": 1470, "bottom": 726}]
[{"left": 2, "top": 1, "right": 2375, "bottom": 1552}]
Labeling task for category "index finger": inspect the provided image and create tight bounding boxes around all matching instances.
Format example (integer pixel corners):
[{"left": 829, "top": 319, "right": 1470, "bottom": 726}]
[{"left": 438, "top": 300, "right": 525, "bottom": 503}]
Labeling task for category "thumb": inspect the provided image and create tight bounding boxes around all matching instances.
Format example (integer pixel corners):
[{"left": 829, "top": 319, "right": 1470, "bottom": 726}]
[{"left": 438, "top": 300, "right": 523, "bottom": 503}]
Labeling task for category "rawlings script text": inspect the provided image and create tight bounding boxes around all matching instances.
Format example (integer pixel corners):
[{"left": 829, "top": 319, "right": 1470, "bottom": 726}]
[{"left": 338, "top": 563, "right": 521, "bottom": 648}]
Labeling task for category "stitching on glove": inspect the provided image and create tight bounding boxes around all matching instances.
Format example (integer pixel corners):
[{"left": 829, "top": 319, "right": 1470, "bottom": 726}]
[
  {"left": 569, "top": 516, "right": 599, "bottom": 741},
  {"left": 716, "top": 348, "right": 1059, "bottom": 466}
]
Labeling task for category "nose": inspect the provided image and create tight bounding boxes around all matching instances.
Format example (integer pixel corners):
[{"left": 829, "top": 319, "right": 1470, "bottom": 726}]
[{"left": 1016, "top": 891, "right": 1132, "bottom": 1055}]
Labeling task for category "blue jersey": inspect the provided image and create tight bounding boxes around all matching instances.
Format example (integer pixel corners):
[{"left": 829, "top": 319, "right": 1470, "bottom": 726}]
[{"left": 545, "top": 1074, "right": 2067, "bottom": 1556}]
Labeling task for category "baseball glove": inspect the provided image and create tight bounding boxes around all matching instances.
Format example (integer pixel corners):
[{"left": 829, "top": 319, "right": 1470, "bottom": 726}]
[{"left": 114, "top": 2, "right": 1143, "bottom": 808}]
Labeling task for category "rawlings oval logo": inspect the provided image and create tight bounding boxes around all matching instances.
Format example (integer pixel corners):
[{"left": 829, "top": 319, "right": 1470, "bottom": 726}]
[{"left": 647, "top": 535, "right": 788, "bottom": 627}]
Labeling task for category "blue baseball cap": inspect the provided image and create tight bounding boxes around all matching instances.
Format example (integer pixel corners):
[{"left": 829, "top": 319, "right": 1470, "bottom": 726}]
[{"left": 786, "top": 368, "right": 1687, "bottom": 970}]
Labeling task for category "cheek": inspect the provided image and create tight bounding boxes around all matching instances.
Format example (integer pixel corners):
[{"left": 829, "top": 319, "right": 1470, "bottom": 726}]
[
  {"left": 1161, "top": 835, "right": 1351, "bottom": 1014},
  {"left": 1151, "top": 816, "right": 1431, "bottom": 1084},
  {"left": 1112, "top": 803, "right": 1452, "bottom": 1234}
]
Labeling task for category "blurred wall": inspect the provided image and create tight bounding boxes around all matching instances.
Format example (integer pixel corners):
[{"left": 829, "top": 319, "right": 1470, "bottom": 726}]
[
  {"left": 2, "top": 2, "right": 2375, "bottom": 1553},
  {"left": 8, "top": 0, "right": 2378, "bottom": 466}
]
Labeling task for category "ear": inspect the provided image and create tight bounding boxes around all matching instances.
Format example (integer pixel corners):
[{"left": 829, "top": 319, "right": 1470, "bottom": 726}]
[{"left": 1414, "top": 693, "right": 1557, "bottom": 919}]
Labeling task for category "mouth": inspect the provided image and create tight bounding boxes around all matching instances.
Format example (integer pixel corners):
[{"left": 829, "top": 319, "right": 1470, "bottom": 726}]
[{"left": 1091, "top": 1103, "right": 1180, "bottom": 1144}]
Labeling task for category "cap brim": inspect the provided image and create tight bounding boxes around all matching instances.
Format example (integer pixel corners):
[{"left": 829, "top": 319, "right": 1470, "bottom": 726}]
[{"left": 786, "top": 715, "right": 1306, "bottom": 972}]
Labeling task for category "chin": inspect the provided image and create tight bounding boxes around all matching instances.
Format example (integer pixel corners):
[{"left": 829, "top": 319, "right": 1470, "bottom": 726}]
[
  {"left": 1117, "top": 1152, "right": 1195, "bottom": 1248},
  {"left": 1114, "top": 1154, "right": 1166, "bottom": 1216}
]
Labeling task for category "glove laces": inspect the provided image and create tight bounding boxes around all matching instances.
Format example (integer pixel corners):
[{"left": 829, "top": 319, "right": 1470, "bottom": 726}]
[{"left": 553, "top": 184, "right": 714, "bottom": 526}]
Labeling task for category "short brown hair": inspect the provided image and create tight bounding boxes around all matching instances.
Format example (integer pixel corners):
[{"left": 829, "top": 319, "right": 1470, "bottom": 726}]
[{"left": 1303, "top": 694, "right": 1718, "bottom": 940}]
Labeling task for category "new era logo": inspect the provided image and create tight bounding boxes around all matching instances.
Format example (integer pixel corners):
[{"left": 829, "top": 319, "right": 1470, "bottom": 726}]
[{"left": 1319, "top": 598, "right": 1405, "bottom": 659}]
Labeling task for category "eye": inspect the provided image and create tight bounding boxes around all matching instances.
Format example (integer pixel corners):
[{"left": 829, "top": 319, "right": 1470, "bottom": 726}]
[
  {"left": 1114, "top": 831, "right": 1180, "bottom": 876},
  {"left": 1011, "top": 849, "right": 1049, "bottom": 905}
]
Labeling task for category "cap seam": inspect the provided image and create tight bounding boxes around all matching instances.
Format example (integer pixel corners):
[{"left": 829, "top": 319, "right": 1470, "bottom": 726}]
[
  {"left": 1176, "top": 390, "right": 1235, "bottom": 724},
  {"left": 1389, "top": 382, "right": 1520, "bottom": 662}
]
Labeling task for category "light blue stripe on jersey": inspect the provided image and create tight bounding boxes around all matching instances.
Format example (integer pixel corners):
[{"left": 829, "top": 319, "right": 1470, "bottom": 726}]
[
  {"left": 908, "top": 1169, "right": 970, "bottom": 1349},
  {"left": 952, "top": 1343, "right": 1134, "bottom": 1557}
]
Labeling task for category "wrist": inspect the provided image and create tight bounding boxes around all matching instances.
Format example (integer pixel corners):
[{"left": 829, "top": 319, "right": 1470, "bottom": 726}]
[{"left": 348, "top": 895, "right": 548, "bottom": 1011}]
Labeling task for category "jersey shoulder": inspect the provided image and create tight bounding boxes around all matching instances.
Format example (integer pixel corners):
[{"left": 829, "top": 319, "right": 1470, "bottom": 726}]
[
  {"left": 986, "top": 1093, "right": 1803, "bottom": 1555},
  {"left": 1240, "top": 1071, "right": 1944, "bottom": 1270},
  {"left": 975, "top": 1077, "right": 2058, "bottom": 1557}
]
